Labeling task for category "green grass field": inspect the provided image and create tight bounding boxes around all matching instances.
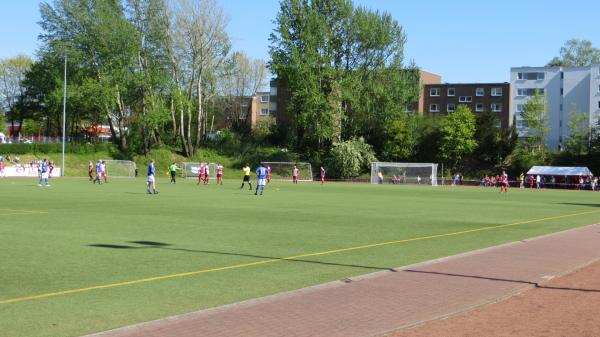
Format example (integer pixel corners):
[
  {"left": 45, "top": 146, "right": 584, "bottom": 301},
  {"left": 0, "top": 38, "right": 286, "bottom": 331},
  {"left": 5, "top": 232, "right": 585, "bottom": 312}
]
[{"left": 1, "top": 177, "right": 599, "bottom": 337}]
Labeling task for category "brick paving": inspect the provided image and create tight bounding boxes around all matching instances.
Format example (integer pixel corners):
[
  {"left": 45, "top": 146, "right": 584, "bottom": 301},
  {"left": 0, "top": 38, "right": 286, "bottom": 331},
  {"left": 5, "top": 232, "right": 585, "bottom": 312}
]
[{"left": 86, "top": 224, "right": 600, "bottom": 337}]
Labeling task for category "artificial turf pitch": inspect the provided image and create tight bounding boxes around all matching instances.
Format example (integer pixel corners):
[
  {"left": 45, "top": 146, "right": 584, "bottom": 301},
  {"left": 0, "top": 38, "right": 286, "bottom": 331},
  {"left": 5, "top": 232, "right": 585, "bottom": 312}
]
[{"left": 1, "top": 177, "right": 599, "bottom": 337}]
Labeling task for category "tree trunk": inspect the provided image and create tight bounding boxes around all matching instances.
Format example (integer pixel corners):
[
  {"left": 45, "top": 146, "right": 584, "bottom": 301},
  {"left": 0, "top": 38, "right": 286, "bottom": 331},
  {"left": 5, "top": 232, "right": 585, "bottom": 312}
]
[{"left": 195, "top": 75, "right": 203, "bottom": 150}]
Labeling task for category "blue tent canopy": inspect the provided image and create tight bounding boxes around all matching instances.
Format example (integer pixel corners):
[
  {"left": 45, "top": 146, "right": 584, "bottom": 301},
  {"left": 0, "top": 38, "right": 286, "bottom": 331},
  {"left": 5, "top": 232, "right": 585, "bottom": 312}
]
[{"left": 526, "top": 166, "right": 593, "bottom": 176}]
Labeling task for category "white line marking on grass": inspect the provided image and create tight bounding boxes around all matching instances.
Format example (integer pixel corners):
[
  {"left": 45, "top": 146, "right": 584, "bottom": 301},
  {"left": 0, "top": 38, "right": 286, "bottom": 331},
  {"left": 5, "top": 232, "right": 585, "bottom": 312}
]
[{"left": 1, "top": 209, "right": 598, "bottom": 305}]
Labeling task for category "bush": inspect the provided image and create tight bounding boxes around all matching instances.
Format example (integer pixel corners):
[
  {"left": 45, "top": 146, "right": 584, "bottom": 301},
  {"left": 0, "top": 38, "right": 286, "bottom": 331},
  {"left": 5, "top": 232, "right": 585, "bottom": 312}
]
[{"left": 327, "top": 138, "right": 376, "bottom": 178}]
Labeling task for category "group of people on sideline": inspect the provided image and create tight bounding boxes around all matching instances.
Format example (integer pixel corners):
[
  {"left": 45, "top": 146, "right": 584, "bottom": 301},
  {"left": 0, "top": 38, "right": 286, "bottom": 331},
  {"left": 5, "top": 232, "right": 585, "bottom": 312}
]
[{"left": 479, "top": 173, "right": 599, "bottom": 190}]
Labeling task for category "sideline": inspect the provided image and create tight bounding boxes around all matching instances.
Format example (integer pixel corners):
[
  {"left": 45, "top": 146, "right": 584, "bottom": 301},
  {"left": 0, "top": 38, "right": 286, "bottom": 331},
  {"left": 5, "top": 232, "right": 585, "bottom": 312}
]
[{"left": 1, "top": 209, "right": 599, "bottom": 305}]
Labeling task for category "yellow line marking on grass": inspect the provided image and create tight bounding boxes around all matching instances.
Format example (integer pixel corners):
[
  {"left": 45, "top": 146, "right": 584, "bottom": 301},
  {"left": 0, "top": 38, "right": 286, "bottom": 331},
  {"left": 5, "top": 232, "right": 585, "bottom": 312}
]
[
  {"left": 0, "top": 209, "right": 48, "bottom": 216},
  {"left": 1, "top": 209, "right": 598, "bottom": 305},
  {"left": 0, "top": 209, "right": 48, "bottom": 214}
]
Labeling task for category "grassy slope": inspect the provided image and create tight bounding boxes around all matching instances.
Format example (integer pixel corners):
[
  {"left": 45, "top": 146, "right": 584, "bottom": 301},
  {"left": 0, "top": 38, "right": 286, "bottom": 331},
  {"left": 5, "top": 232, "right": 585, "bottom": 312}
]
[
  {"left": 5, "top": 147, "right": 240, "bottom": 178},
  {"left": 1, "top": 179, "right": 599, "bottom": 337}
]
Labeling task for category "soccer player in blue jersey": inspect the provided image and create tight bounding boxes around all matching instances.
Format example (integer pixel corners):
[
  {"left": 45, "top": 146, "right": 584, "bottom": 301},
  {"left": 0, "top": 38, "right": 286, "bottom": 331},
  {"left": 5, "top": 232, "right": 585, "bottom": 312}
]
[
  {"left": 38, "top": 159, "right": 50, "bottom": 187},
  {"left": 255, "top": 163, "right": 268, "bottom": 196},
  {"left": 146, "top": 159, "right": 158, "bottom": 194},
  {"left": 94, "top": 160, "right": 103, "bottom": 184}
]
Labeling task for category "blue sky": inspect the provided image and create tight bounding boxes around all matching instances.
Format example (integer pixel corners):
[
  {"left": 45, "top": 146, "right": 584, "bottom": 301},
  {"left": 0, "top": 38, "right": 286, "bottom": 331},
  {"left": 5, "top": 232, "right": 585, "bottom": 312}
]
[{"left": 1, "top": 0, "right": 599, "bottom": 83}]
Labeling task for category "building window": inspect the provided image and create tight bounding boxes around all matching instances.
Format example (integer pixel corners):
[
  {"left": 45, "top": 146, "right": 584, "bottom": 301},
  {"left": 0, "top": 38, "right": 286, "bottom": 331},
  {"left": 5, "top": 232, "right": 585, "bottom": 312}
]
[
  {"left": 260, "top": 95, "right": 269, "bottom": 103},
  {"left": 518, "top": 72, "right": 545, "bottom": 80},
  {"left": 560, "top": 104, "right": 563, "bottom": 111},
  {"left": 516, "top": 104, "right": 524, "bottom": 113},
  {"left": 491, "top": 87, "right": 503, "bottom": 96},
  {"left": 560, "top": 88, "right": 563, "bottom": 95},
  {"left": 447, "top": 88, "right": 455, "bottom": 96},
  {"left": 598, "top": 101, "right": 600, "bottom": 109},
  {"left": 260, "top": 108, "right": 269, "bottom": 116},
  {"left": 405, "top": 104, "right": 414, "bottom": 113},
  {"left": 491, "top": 103, "right": 502, "bottom": 112},
  {"left": 270, "top": 87, "right": 277, "bottom": 96},
  {"left": 476, "top": 87, "right": 484, "bottom": 96},
  {"left": 430, "top": 88, "right": 440, "bottom": 96},
  {"left": 559, "top": 120, "right": 562, "bottom": 127},
  {"left": 447, "top": 104, "right": 456, "bottom": 112},
  {"left": 459, "top": 96, "right": 472, "bottom": 103},
  {"left": 475, "top": 103, "right": 484, "bottom": 112},
  {"left": 429, "top": 104, "right": 439, "bottom": 112},
  {"left": 517, "top": 88, "right": 544, "bottom": 96},
  {"left": 561, "top": 72, "right": 564, "bottom": 79},
  {"left": 598, "top": 84, "right": 600, "bottom": 92}
]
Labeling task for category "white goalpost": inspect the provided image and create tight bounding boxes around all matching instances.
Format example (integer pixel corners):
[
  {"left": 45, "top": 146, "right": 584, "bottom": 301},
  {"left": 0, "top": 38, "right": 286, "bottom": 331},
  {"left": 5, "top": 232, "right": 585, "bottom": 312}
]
[
  {"left": 371, "top": 162, "right": 438, "bottom": 186},
  {"left": 261, "top": 162, "right": 313, "bottom": 182},
  {"left": 182, "top": 162, "right": 216, "bottom": 179},
  {"left": 101, "top": 160, "right": 137, "bottom": 178}
]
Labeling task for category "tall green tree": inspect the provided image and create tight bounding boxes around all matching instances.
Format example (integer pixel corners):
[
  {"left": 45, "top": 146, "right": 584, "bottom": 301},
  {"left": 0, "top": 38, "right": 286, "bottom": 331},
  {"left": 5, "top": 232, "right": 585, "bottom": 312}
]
[
  {"left": 39, "top": 0, "right": 142, "bottom": 151},
  {"left": 438, "top": 105, "right": 477, "bottom": 172},
  {"left": 384, "top": 112, "right": 421, "bottom": 161},
  {"left": 520, "top": 90, "right": 548, "bottom": 157},
  {"left": 166, "top": 0, "right": 231, "bottom": 156},
  {"left": 0, "top": 54, "right": 33, "bottom": 136},
  {"left": 547, "top": 39, "right": 600, "bottom": 67},
  {"left": 564, "top": 104, "right": 589, "bottom": 155},
  {"left": 269, "top": 0, "right": 419, "bottom": 152}
]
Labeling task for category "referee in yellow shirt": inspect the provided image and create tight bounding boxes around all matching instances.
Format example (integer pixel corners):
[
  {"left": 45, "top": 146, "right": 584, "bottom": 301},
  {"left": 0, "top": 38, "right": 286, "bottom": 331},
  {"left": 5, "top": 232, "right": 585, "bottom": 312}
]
[{"left": 240, "top": 163, "right": 252, "bottom": 190}]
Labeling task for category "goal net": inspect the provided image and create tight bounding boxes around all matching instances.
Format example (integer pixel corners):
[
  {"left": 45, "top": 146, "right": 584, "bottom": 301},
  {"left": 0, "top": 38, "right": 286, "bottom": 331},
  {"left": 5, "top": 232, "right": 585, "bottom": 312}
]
[
  {"left": 101, "top": 160, "right": 137, "bottom": 178},
  {"left": 182, "top": 162, "right": 217, "bottom": 179},
  {"left": 371, "top": 162, "right": 438, "bottom": 186},
  {"left": 261, "top": 162, "right": 313, "bottom": 182}
]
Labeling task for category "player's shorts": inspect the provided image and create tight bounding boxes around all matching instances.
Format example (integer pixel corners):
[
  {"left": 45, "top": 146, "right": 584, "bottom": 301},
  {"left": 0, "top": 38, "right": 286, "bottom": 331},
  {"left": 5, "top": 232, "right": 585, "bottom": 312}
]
[
  {"left": 217, "top": 173, "right": 222, "bottom": 178},
  {"left": 243, "top": 175, "right": 250, "bottom": 182},
  {"left": 147, "top": 174, "right": 155, "bottom": 183},
  {"left": 41, "top": 172, "right": 49, "bottom": 179},
  {"left": 501, "top": 182, "right": 508, "bottom": 187},
  {"left": 257, "top": 178, "right": 266, "bottom": 186}
]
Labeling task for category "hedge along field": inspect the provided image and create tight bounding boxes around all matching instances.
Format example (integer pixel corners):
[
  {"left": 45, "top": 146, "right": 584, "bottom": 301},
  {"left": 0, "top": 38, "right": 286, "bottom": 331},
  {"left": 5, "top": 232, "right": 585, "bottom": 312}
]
[{"left": 1, "top": 178, "right": 599, "bottom": 337}]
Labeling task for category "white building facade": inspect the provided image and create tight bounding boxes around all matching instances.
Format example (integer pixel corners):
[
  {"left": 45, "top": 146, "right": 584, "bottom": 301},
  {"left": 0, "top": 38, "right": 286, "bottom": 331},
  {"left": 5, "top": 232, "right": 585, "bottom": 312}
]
[{"left": 510, "top": 65, "right": 600, "bottom": 150}]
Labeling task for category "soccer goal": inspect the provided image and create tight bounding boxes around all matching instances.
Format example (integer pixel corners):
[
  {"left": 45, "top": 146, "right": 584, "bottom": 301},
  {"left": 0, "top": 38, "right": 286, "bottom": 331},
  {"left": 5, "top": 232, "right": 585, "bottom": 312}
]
[
  {"left": 262, "top": 162, "right": 313, "bottom": 182},
  {"left": 182, "top": 162, "right": 216, "bottom": 179},
  {"left": 102, "top": 160, "right": 137, "bottom": 178},
  {"left": 371, "top": 162, "right": 438, "bottom": 186}
]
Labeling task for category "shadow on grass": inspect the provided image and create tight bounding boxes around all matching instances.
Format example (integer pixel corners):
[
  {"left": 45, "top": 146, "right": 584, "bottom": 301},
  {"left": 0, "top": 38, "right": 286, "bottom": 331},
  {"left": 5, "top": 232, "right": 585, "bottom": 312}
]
[
  {"left": 556, "top": 202, "right": 600, "bottom": 208},
  {"left": 87, "top": 240, "right": 395, "bottom": 272},
  {"left": 404, "top": 269, "right": 600, "bottom": 293}
]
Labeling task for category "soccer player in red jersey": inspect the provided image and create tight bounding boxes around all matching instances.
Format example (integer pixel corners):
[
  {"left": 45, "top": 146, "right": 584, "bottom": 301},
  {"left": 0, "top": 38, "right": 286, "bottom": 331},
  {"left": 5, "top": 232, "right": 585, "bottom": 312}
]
[
  {"left": 292, "top": 165, "right": 299, "bottom": 184},
  {"left": 320, "top": 166, "right": 326, "bottom": 184},
  {"left": 266, "top": 165, "right": 272, "bottom": 184},
  {"left": 216, "top": 163, "right": 223, "bottom": 185},
  {"left": 197, "top": 162, "right": 205, "bottom": 185},
  {"left": 529, "top": 175, "right": 535, "bottom": 189},
  {"left": 101, "top": 160, "right": 108, "bottom": 183},
  {"left": 500, "top": 171, "right": 509, "bottom": 193},
  {"left": 88, "top": 161, "right": 94, "bottom": 181},
  {"left": 203, "top": 162, "right": 210, "bottom": 184}
]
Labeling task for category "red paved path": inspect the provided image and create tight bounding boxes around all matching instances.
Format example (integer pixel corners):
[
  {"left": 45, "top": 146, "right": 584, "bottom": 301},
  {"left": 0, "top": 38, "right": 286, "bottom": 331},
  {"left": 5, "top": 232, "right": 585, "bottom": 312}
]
[
  {"left": 86, "top": 224, "right": 600, "bottom": 337},
  {"left": 389, "top": 259, "right": 600, "bottom": 337}
]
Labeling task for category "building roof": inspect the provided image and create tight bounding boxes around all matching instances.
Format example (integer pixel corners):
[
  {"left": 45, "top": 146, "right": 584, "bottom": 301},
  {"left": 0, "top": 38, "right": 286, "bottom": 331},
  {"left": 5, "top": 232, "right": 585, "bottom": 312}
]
[{"left": 526, "top": 166, "right": 593, "bottom": 176}]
